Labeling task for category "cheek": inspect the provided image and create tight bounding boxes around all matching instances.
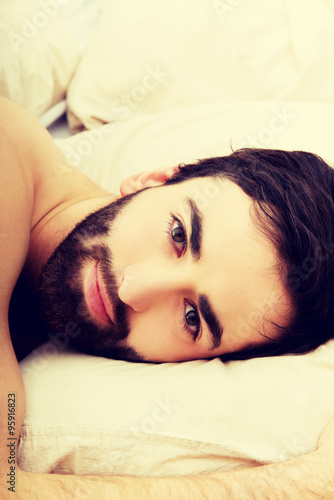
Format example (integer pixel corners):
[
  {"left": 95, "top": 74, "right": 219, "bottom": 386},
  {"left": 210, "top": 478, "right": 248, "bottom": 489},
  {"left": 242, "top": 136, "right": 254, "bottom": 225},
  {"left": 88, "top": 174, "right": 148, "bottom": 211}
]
[
  {"left": 126, "top": 307, "right": 176, "bottom": 353},
  {"left": 109, "top": 210, "right": 168, "bottom": 265},
  {"left": 124, "top": 309, "right": 211, "bottom": 362}
]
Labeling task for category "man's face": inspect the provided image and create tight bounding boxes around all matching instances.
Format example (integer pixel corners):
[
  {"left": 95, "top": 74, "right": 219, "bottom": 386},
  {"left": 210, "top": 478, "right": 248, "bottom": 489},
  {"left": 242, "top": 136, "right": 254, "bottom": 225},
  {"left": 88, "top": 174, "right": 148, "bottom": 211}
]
[{"left": 38, "top": 176, "right": 292, "bottom": 362}]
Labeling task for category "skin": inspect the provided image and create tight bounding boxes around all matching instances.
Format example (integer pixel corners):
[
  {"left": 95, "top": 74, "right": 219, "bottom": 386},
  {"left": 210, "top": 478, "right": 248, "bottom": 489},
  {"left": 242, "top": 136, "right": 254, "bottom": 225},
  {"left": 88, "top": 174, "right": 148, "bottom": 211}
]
[{"left": 0, "top": 98, "right": 333, "bottom": 498}]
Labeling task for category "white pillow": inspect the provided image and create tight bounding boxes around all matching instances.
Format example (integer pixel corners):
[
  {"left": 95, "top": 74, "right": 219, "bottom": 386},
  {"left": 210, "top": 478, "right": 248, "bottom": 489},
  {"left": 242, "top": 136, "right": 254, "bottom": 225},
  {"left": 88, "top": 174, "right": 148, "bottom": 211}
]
[
  {"left": 18, "top": 340, "right": 334, "bottom": 476},
  {"left": 0, "top": 0, "right": 79, "bottom": 117},
  {"left": 66, "top": 0, "right": 334, "bottom": 131},
  {"left": 56, "top": 101, "right": 334, "bottom": 194},
  {"left": 18, "top": 100, "right": 334, "bottom": 476}
]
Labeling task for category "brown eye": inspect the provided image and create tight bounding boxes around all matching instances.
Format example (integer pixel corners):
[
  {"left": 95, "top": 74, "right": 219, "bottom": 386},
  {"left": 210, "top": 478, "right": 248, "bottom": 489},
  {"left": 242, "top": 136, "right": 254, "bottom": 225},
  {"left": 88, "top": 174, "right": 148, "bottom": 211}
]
[
  {"left": 172, "top": 222, "right": 185, "bottom": 243},
  {"left": 186, "top": 309, "right": 199, "bottom": 327},
  {"left": 170, "top": 218, "right": 187, "bottom": 256},
  {"left": 184, "top": 302, "right": 201, "bottom": 341}
]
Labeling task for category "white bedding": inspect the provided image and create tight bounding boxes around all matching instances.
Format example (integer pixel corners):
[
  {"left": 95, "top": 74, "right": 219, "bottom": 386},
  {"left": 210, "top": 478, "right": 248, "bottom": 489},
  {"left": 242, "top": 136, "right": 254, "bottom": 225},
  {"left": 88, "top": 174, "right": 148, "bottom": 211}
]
[
  {"left": 66, "top": 0, "right": 334, "bottom": 132},
  {"left": 0, "top": 0, "right": 79, "bottom": 118},
  {"left": 18, "top": 340, "right": 334, "bottom": 476},
  {"left": 1, "top": 0, "right": 334, "bottom": 479}
]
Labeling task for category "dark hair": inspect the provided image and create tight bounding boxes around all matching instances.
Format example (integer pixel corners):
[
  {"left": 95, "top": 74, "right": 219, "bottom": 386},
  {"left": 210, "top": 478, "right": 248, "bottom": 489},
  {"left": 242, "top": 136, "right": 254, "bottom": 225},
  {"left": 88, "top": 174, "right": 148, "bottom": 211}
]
[{"left": 166, "top": 148, "right": 334, "bottom": 361}]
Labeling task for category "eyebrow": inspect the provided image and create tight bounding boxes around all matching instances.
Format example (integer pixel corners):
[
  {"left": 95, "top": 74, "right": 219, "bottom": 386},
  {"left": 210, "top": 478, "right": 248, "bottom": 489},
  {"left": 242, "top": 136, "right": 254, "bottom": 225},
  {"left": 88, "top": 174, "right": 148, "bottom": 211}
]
[
  {"left": 199, "top": 294, "right": 223, "bottom": 350},
  {"left": 185, "top": 198, "right": 223, "bottom": 350},
  {"left": 186, "top": 198, "right": 203, "bottom": 262}
]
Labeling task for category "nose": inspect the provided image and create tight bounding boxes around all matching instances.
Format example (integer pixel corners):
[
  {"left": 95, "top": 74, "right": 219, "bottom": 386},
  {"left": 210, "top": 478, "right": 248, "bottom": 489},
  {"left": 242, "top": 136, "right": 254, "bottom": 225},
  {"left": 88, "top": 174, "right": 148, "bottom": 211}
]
[{"left": 118, "top": 261, "right": 194, "bottom": 312}]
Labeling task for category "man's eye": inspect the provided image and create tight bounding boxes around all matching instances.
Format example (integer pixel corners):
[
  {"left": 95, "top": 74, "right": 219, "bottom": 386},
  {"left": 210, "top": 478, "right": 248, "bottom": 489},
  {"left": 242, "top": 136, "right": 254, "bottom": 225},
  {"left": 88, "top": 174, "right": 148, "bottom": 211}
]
[
  {"left": 172, "top": 220, "right": 185, "bottom": 243},
  {"left": 168, "top": 216, "right": 187, "bottom": 256},
  {"left": 184, "top": 301, "right": 201, "bottom": 341}
]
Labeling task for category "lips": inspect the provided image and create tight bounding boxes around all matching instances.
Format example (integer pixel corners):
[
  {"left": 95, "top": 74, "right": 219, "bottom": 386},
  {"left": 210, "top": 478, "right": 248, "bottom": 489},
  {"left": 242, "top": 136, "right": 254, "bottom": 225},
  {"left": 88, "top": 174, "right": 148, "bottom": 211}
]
[{"left": 86, "top": 261, "right": 114, "bottom": 325}]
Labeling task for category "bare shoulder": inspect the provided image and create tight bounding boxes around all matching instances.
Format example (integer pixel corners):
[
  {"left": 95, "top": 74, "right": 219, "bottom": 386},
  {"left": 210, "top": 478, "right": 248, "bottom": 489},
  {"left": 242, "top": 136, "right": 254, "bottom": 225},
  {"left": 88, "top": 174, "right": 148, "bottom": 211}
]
[
  {"left": 0, "top": 98, "right": 104, "bottom": 231},
  {"left": 0, "top": 98, "right": 34, "bottom": 305},
  {"left": 0, "top": 98, "right": 74, "bottom": 338}
]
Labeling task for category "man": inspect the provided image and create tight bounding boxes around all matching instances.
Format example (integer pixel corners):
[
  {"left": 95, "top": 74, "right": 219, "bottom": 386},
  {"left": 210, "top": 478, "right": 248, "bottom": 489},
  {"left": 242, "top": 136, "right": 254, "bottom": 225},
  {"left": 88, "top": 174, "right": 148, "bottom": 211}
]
[{"left": 1, "top": 97, "right": 334, "bottom": 498}]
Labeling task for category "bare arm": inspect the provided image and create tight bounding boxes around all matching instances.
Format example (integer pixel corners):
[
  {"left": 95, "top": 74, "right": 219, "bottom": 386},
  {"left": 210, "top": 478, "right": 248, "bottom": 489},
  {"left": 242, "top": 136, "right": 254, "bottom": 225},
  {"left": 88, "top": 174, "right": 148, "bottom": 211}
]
[
  {"left": 14, "top": 418, "right": 334, "bottom": 499},
  {"left": 0, "top": 99, "right": 34, "bottom": 498}
]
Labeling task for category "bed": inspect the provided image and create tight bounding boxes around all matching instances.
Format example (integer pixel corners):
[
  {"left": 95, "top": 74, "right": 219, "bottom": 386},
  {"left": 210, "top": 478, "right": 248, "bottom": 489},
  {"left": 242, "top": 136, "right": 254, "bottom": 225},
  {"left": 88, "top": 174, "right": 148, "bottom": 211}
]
[{"left": 1, "top": 0, "right": 334, "bottom": 478}]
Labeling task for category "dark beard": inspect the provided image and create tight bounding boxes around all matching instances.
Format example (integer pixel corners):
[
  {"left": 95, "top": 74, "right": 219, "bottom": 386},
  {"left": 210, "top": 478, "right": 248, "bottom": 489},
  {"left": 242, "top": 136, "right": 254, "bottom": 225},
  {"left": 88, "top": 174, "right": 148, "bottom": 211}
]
[{"left": 37, "top": 192, "right": 145, "bottom": 362}]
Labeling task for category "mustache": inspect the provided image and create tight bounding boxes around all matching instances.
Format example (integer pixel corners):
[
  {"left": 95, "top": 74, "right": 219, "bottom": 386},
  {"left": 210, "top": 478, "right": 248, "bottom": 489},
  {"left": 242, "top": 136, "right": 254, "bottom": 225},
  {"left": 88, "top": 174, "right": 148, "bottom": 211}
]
[{"left": 93, "top": 245, "right": 130, "bottom": 341}]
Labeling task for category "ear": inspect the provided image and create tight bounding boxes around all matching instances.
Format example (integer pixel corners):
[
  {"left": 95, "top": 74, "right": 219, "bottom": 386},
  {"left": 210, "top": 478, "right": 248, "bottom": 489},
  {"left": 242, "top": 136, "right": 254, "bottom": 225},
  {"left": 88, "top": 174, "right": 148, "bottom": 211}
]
[{"left": 119, "top": 165, "right": 180, "bottom": 196}]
